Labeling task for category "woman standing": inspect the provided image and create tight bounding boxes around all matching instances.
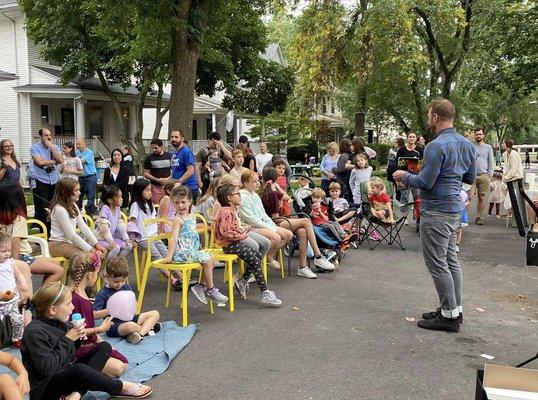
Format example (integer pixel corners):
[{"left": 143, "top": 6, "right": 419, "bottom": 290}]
[
  {"left": 60, "top": 142, "right": 83, "bottom": 181},
  {"left": 503, "top": 139, "right": 525, "bottom": 235},
  {"left": 103, "top": 148, "right": 130, "bottom": 208},
  {"left": 333, "top": 139, "right": 355, "bottom": 203},
  {"left": 0, "top": 139, "right": 21, "bottom": 184},
  {"left": 120, "top": 145, "right": 135, "bottom": 177},
  {"left": 319, "top": 142, "right": 339, "bottom": 195},
  {"left": 396, "top": 132, "right": 423, "bottom": 213}
]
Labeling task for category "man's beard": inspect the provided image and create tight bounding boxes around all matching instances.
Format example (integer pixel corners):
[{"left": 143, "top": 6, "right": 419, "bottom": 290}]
[{"left": 171, "top": 140, "right": 181, "bottom": 147}]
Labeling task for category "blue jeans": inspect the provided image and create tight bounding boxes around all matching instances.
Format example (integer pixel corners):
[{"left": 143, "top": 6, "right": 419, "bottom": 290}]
[{"left": 78, "top": 174, "right": 98, "bottom": 214}]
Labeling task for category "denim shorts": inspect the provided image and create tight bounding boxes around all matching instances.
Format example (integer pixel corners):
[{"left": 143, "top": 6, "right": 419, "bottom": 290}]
[{"left": 19, "top": 254, "right": 36, "bottom": 265}]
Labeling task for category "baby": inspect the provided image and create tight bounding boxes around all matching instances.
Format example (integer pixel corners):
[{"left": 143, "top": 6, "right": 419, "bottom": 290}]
[
  {"left": 368, "top": 180, "right": 395, "bottom": 224},
  {"left": 206, "top": 148, "right": 229, "bottom": 179}
]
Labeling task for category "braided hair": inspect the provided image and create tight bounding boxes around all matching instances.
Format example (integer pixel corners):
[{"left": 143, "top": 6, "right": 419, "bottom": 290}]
[{"left": 68, "top": 253, "right": 100, "bottom": 290}]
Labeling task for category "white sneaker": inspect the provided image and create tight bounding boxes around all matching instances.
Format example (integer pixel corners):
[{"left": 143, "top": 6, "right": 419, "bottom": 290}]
[
  {"left": 496, "top": 215, "right": 500, "bottom": 219},
  {"left": 260, "top": 290, "right": 282, "bottom": 307},
  {"left": 487, "top": 215, "right": 492, "bottom": 219},
  {"left": 404, "top": 218, "right": 410, "bottom": 226},
  {"left": 190, "top": 284, "right": 207, "bottom": 305},
  {"left": 313, "top": 256, "right": 335, "bottom": 271},
  {"left": 297, "top": 266, "right": 317, "bottom": 279},
  {"left": 267, "top": 259, "right": 281, "bottom": 270}
]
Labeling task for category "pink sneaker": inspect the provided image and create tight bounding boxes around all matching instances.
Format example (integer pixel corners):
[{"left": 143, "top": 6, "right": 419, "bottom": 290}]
[{"left": 369, "top": 230, "right": 381, "bottom": 241}]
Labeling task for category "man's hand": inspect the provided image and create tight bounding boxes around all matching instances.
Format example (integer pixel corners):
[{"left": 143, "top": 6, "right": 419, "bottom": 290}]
[{"left": 392, "top": 170, "right": 406, "bottom": 182}]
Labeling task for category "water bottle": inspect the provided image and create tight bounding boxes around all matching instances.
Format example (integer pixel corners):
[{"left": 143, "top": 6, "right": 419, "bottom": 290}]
[{"left": 71, "top": 313, "right": 87, "bottom": 340}]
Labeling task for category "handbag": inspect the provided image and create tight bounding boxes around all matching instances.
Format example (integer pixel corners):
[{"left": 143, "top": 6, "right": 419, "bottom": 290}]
[
  {"left": 0, "top": 315, "right": 13, "bottom": 349},
  {"left": 475, "top": 352, "right": 538, "bottom": 399}
]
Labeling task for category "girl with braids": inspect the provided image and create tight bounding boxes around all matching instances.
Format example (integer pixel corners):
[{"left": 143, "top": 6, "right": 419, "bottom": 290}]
[
  {"left": 68, "top": 253, "right": 128, "bottom": 377},
  {"left": 21, "top": 282, "right": 153, "bottom": 400},
  {"left": 95, "top": 185, "right": 134, "bottom": 260}
]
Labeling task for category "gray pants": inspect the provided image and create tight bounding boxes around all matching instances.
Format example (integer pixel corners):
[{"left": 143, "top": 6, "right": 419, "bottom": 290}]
[
  {"left": 420, "top": 210, "right": 463, "bottom": 318},
  {"left": 243, "top": 231, "right": 271, "bottom": 258}
]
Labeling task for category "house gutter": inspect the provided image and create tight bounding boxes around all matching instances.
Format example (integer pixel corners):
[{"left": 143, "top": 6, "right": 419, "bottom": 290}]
[{"left": 73, "top": 94, "right": 83, "bottom": 140}]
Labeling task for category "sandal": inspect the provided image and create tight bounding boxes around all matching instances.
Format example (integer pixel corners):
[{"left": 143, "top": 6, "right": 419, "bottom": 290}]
[{"left": 114, "top": 383, "right": 153, "bottom": 399}]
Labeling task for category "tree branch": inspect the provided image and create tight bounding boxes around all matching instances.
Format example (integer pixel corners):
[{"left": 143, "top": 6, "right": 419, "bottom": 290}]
[{"left": 413, "top": 7, "right": 449, "bottom": 79}]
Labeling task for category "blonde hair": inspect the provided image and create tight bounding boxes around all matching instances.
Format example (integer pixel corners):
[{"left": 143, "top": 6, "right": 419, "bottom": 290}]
[
  {"left": 241, "top": 170, "right": 258, "bottom": 185},
  {"left": 311, "top": 188, "right": 326, "bottom": 199},
  {"left": 163, "top": 179, "right": 177, "bottom": 195},
  {"left": 354, "top": 153, "right": 369, "bottom": 168},
  {"left": 328, "top": 182, "right": 341, "bottom": 191},
  {"left": 327, "top": 142, "right": 339, "bottom": 153},
  {"left": 68, "top": 253, "right": 98, "bottom": 289},
  {"left": 197, "top": 176, "right": 221, "bottom": 205},
  {"left": 232, "top": 149, "right": 244, "bottom": 158},
  {"left": 32, "top": 282, "right": 69, "bottom": 317},
  {"left": 220, "top": 174, "right": 239, "bottom": 186},
  {"left": 370, "top": 179, "right": 385, "bottom": 190}
]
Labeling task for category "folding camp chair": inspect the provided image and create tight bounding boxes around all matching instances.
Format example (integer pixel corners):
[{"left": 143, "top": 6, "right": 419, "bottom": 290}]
[{"left": 358, "top": 181, "right": 408, "bottom": 251}]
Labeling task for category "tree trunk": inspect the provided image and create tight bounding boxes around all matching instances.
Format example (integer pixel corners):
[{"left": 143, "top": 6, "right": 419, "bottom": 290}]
[
  {"left": 97, "top": 70, "right": 127, "bottom": 142},
  {"left": 133, "top": 88, "right": 148, "bottom": 175},
  {"left": 354, "top": 90, "right": 367, "bottom": 137},
  {"left": 153, "top": 82, "right": 170, "bottom": 140}
]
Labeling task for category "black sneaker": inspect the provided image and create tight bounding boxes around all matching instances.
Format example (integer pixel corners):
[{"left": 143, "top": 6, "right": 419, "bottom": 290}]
[
  {"left": 153, "top": 322, "right": 162, "bottom": 333},
  {"left": 422, "top": 307, "right": 463, "bottom": 324},
  {"left": 417, "top": 315, "right": 460, "bottom": 333}
]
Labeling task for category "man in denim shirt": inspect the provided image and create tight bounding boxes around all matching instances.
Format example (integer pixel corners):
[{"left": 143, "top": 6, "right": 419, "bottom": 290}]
[
  {"left": 30, "top": 128, "right": 64, "bottom": 227},
  {"left": 76, "top": 138, "right": 98, "bottom": 215},
  {"left": 394, "top": 99, "right": 476, "bottom": 333}
]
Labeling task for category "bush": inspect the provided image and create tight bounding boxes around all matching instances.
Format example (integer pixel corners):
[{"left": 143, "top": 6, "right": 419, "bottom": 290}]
[
  {"left": 368, "top": 143, "right": 392, "bottom": 166},
  {"left": 287, "top": 139, "right": 319, "bottom": 164}
]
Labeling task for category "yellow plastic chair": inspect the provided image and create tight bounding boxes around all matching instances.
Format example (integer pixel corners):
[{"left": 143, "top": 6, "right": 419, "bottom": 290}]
[
  {"left": 26, "top": 219, "right": 69, "bottom": 283},
  {"left": 81, "top": 213, "right": 95, "bottom": 230},
  {"left": 194, "top": 213, "right": 236, "bottom": 312}
]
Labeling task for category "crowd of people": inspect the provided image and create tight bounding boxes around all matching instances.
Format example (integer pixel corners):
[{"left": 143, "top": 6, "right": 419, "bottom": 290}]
[{"left": 0, "top": 98, "right": 529, "bottom": 400}]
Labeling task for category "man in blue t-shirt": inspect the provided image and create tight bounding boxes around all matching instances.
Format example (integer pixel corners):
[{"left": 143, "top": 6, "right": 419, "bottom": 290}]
[
  {"left": 76, "top": 138, "right": 98, "bottom": 215},
  {"left": 170, "top": 130, "right": 199, "bottom": 202}
]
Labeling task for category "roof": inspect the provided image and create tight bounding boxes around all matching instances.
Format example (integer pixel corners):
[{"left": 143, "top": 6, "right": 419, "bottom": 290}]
[
  {"left": 260, "top": 43, "right": 287, "bottom": 67},
  {"left": 0, "top": 69, "right": 18, "bottom": 81}
]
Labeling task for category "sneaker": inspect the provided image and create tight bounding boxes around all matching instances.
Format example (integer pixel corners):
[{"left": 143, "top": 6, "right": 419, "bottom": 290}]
[
  {"left": 260, "top": 290, "right": 282, "bottom": 307},
  {"left": 171, "top": 278, "right": 182, "bottom": 291},
  {"left": 247, "top": 275, "right": 256, "bottom": 283},
  {"left": 297, "top": 266, "right": 317, "bottom": 279},
  {"left": 421, "top": 307, "right": 463, "bottom": 324},
  {"left": 313, "top": 256, "right": 335, "bottom": 271},
  {"left": 475, "top": 217, "right": 483, "bottom": 225},
  {"left": 487, "top": 215, "right": 492, "bottom": 219},
  {"left": 416, "top": 315, "right": 460, "bottom": 333},
  {"left": 496, "top": 215, "right": 500, "bottom": 219},
  {"left": 456, "top": 245, "right": 460, "bottom": 253},
  {"left": 153, "top": 322, "right": 162, "bottom": 333},
  {"left": 369, "top": 230, "right": 381, "bottom": 241},
  {"left": 127, "top": 332, "right": 143, "bottom": 344},
  {"left": 190, "top": 283, "right": 208, "bottom": 305},
  {"left": 206, "top": 287, "right": 228, "bottom": 304},
  {"left": 341, "top": 233, "right": 359, "bottom": 245},
  {"left": 233, "top": 276, "right": 249, "bottom": 299},
  {"left": 267, "top": 259, "right": 281, "bottom": 270}
]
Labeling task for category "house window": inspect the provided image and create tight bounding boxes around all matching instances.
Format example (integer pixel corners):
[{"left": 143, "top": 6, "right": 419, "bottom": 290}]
[
  {"left": 41, "top": 105, "right": 49, "bottom": 123},
  {"left": 192, "top": 120, "right": 198, "bottom": 140},
  {"left": 61, "top": 108, "right": 74, "bottom": 135}
]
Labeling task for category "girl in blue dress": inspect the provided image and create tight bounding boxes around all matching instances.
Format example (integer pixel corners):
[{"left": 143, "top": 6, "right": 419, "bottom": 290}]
[{"left": 161, "top": 186, "right": 228, "bottom": 305}]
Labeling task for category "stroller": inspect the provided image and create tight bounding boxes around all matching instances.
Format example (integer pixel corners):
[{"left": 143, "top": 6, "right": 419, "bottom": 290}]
[{"left": 286, "top": 174, "right": 356, "bottom": 268}]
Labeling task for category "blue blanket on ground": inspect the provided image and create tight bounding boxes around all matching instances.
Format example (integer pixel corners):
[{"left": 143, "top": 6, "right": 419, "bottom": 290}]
[{"left": 0, "top": 321, "right": 196, "bottom": 400}]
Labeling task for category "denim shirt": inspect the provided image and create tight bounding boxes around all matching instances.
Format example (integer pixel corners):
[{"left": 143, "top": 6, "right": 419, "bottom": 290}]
[
  {"left": 403, "top": 127, "right": 476, "bottom": 213},
  {"left": 29, "top": 142, "right": 61, "bottom": 185},
  {"left": 76, "top": 148, "right": 97, "bottom": 177}
]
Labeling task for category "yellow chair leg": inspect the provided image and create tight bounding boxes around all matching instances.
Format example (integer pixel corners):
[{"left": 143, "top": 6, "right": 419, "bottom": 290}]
[
  {"left": 227, "top": 260, "right": 235, "bottom": 312},
  {"left": 133, "top": 248, "right": 141, "bottom": 290},
  {"left": 279, "top": 249, "right": 285, "bottom": 278},
  {"left": 136, "top": 264, "right": 151, "bottom": 314},
  {"left": 262, "top": 256, "right": 268, "bottom": 282},
  {"left": 165, "top": 272, "right": 172, "bottom": 308},
  {"left": 181, "top": 270, "right": 190, "bottom": 327},
  {"left": 208, "top": 299, "right": 214, "bottom": 314}
]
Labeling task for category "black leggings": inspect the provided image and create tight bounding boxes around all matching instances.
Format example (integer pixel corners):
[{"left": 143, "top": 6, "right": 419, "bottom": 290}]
[
  {"left": 223, "top": 241, "right": 267, "bottom": 292},
  {"left": 489, "top": 202, "right": 500, "bottom": 215},
  {"left": 39, "top": 342, "right": 122, "bottom": 399}
]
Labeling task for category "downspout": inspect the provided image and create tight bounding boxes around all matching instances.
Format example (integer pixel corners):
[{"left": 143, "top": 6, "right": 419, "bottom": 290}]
[{"left": 73, "top": 94, "right": 83, "bottom": 140}]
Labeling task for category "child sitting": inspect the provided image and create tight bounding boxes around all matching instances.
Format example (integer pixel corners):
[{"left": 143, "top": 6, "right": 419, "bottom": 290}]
[
  {"left": 273, "top": 158, "right": 291, "bottom": 216},
  {"left": 310, "top": 189, "right": 358, "bottom": 246},
  {"left": 93, "top": 257, "right": 160, "bottom": 345},
  {"left": 0, "top": 234, "right": 29, "bottom": 348},
  {"left": 368, "top": 180, "right": 395, "bottom": 224},
  {"left": 161, "top": 186, "right": 228, "bottom": 305},
  {"left": 328, "top": 182, "right": 358, "bottom": 223},
  {"left": 158, "top": 179, "right": 180, "bottom": 234},
  {"left": 22, "top": 282, "right": 152, "bottom": 399},
  {"left": 95, "top": 185, "right": 134, "bottom": 260},
  {"left": 215, "top": 183, "right": 282, "bottom": 306},
  {"left": 0, "top": 350, "right": 29, "bottom": 400},
  {"left": 68, "top": 253, "right": 128, "bottom": 377}
]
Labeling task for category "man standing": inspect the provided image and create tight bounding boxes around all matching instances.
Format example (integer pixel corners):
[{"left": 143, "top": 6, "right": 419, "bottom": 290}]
[
  {"left": 76, "top": 138, "right": 98, "bottom": 215},
  {"left": 30, "top": 128, "right": 64, "bottom": 226},
  {"left": 255, "top": 142, "right": 273, "bottom": 173},
  {"left": 471, "top": 128, "right": 494, "bottom": 225},
  {"left": 393, "top": 99, "right": 476, "bottom": 333},
  {"left": 143, "top": 139, "right": 172, "bottom": 204},
  {"left": 170, "top": 130, "right": 199, "bottom": 202},
  {"left": 196, "top": 131, "right": 232, "bottom": 194}
]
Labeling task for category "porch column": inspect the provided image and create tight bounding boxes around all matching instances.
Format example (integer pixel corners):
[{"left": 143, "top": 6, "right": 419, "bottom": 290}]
[
  {"left": 128, "top": 103, "right": 137, "bottom": 139},
  {"left": 236, "top": 116, "right": 242, "bottom": 142},
  {"left": 211, "top": 113, "right": 217, "bottom": 132},
  {"left": 75, "top": 98, "right": 86, "bottom": 140}
]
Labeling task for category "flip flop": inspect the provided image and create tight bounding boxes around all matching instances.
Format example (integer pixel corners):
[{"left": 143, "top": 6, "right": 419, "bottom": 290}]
[{"left": 114, "top": 383, "right": 153, "bottom": 399}]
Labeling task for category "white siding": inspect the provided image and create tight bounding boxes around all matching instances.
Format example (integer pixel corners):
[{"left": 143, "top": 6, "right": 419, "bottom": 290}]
[
  {"left": 27, "top": 39, "right": 55, "bottom": 70},
  {"left": 30, "top": 66, "right": 59, "bottom": 85}
]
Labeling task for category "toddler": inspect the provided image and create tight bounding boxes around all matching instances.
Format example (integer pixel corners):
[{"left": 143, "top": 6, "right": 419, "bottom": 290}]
[
  {"left": 0, "top": 234, "right": 28, "bottom": 348},
  {"left": 368, "top": 180, "right": 395, "bottom": 224},
  {"left": 206, "top": 148, "right": 229, "bottom": 179},
  {"left": 488, "top": 172, "right": 506, "bottom": 218},
  {"left": 349, "top": 154, "right": 373, "bottom": 205},
  {"left": 93, "top": 257, "right": 160, "bottom": 345},
  {"left": 328, "top": 182, "right": 358, "bottom": 223}
]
